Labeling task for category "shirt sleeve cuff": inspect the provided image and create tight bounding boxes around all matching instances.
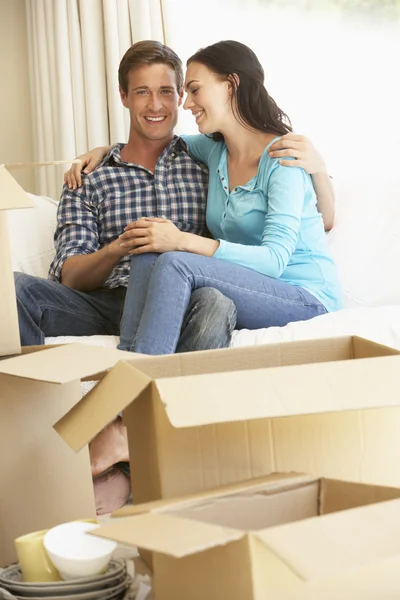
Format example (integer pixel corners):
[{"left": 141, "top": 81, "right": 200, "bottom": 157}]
[{"left": 213, "top": 239, "right": 227, "bottom": 259}]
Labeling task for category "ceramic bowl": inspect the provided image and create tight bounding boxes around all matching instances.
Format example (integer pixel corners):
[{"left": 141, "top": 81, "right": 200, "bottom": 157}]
[{"left": 43, "top": 523, "right": 117, "bottom": 580}]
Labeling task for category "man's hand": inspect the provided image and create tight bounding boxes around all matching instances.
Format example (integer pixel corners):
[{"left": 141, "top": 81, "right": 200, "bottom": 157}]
[
  {"left": 119, "top": 218, "right": 185, "bottom": 254},
  {"left": 64, "top": 146, "right": 111, "bottom": 189},
  {"left": 268, "top": 133, "right": 327, "bottom": 175}
]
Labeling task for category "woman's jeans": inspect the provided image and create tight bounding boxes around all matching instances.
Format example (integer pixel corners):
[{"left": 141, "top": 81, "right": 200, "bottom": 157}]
[{"left": 118, "top": 251, "right": 327, "bottom": 355}]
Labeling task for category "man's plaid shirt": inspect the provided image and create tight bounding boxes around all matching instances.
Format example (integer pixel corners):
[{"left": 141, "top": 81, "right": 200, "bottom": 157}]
[{"left": 48, "top": 137, "right": 208, "bottom": 289}]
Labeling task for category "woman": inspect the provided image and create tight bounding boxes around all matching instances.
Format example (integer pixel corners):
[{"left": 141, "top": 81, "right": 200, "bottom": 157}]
[{"left": 69, "top": 40, "right": 342, "bottom": 354}]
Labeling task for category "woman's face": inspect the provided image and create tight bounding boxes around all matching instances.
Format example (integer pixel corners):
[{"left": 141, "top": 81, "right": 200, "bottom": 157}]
[{"left": 183, "top": 62, "right": 232, "bottom": 134}]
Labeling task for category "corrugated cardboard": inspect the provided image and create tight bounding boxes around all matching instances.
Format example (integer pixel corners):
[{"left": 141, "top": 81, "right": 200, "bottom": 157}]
[
  {"left": 54, "top": 336, "right": 400, "bottom": 504},
  {"left": 0, "top": 343, "right": 132, "bottom": 567},
  {"left": 92, "top": 473, "right": 400, "bottom": 599},
  {"left": 0, "top": 166, "right": 35, "bottom": 356}
]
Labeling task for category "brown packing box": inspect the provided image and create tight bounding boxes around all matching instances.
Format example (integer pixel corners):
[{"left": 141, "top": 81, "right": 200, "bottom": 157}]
[
  {"left": 54, "top": 335, "right": 400, "bottom": 505},
  {"left": 0, "top": 343, "right": 133, "bottom": 567},
  {"left": 0, "top": 165, "right": 35, "bottom": 357},
  {"left": 93, "top": 473, "right": 400, "bottom": 599},
  {"left": 0, "top": 167, "right": 140, "bottom": 567}
]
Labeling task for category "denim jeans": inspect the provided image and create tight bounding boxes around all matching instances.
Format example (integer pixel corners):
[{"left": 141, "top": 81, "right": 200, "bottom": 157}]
[
  {"left": 14, "top": 271, "right": 237, "bottom": 352},
  {"left": 120, "top": 251, "right": 328, "bottom": 355},
  {"left": 14, "top": 272, "right": 126, "bottom": 345}
]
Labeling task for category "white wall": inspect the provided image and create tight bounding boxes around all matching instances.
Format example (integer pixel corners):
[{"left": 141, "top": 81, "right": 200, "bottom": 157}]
[
  {"left": 0, "top": 0, "right": 35, "bottom": 192},
  {"left": 166, "top": 1, "right": 400, "bottom": 178}
]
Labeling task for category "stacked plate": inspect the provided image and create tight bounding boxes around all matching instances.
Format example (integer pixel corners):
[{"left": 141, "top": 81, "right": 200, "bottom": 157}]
[{"left": 0, "top": 560, "right": 131, "bottom": 600}]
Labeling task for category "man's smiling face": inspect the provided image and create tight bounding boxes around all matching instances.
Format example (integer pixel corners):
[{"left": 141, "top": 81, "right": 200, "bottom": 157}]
[{"left": 119, "top": 63, "right": 183, "bottom": 143}]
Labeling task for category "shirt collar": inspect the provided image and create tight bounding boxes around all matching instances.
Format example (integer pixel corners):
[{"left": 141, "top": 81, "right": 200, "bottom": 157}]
[{"left": 103, "top": 136, "right": 186, "bottom": 168}]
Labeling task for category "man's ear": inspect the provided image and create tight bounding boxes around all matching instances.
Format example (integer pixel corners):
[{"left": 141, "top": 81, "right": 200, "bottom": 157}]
[
  {"left": 177, "top": 86, "right": 184, "bottom": 107},
  {"left": 119, "top": 85, "right": 128, "bottom": 108}
]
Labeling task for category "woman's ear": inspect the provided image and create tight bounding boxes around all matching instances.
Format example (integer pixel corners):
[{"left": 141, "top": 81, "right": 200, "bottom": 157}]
[{"left": 228, "top": 73, "right": 240, "bottom": 93}]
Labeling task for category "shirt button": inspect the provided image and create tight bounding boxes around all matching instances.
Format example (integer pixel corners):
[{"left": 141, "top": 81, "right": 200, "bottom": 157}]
[
  {"left": 221, "top": 177, "right": 225, "bottom": 181},
  {"left": 224, "top": 186, "right": 227, "bottom": 190}
]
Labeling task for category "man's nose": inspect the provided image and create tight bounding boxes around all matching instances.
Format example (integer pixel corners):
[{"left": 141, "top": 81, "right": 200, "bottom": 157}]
[{"left": 148, "top": 94, "right": 163, "bottom": 111}]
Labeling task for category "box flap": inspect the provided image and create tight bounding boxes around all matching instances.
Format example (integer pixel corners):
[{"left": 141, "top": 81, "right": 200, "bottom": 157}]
[
  {"left": 92, "top": 513, "right": 244, "bottom": 558},
  {"left": 0, "top": 344, "right": 132, "bottom": 384},
  {"left": 112, "top": 473, "right": 315, "bottom": 517},
  {"left": 0, "top": 213, "right": 21, "bottom": 357},
  {"left": 0, "top": 166, "right": 35, "bottom": 210},
  {"left": 54, "top": 360, "right": 152, "bottom": 451},
  {"left": 254, "top": 498, "right": 400, "bottom": 582},
  {"left": 153, "top": 355, "right": 400, "bottom": 427}
]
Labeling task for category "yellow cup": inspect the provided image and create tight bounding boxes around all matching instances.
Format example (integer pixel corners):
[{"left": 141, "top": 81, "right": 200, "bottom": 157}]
[{"left": 14, "top": 529, "right": 61, "bottom": 583}]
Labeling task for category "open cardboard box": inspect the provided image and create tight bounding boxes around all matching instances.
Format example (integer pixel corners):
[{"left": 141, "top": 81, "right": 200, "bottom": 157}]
[
  {"left": 0, "top": 167, "right": 138, "bottom": 567},
  {"left": 93, "top": 472, "right": 400, "bottom": 599},
  {"left": 54, "top": 335, "right": 400, "bottom": 505},
  {"left": 0, "top": 165, "right": 35, "bottom": 357},
  {"left": 0, "top": 342, "right": 133, "bottom": 567}
]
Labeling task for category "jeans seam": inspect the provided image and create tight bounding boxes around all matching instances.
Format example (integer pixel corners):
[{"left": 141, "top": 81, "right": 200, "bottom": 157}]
[
  {"left": 187, "top": 275, "right": 325, "bottom": 310},
  {"left": 170, "top": 280, "right": 192, "bottom": 352}
]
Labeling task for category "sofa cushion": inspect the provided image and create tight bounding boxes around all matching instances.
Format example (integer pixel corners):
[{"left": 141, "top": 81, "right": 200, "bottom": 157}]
[
  {"left": 327, "top": 176, "right": 400, "bottom": 308},
  {"left": 8, "top": 193, "right": 58, "bottom": 279}
]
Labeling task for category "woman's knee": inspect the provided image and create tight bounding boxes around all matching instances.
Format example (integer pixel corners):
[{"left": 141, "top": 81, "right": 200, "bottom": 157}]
[{"left": 130, "top": 252, "right": 159, "bottom": 269}]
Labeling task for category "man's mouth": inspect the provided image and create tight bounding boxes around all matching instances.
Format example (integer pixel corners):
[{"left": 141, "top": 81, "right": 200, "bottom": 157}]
[{"left": 144, "top": 116, "right": 167, "bottom": 123}]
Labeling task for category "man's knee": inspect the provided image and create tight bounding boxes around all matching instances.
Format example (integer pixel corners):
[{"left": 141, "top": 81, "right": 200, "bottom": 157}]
[
  {"left": 191, "top": 288, "right": 236, "bottom": 320},
  {"left": 188, "top": 288, "right": 237, "bottom": 347},
  {"left": 14, "top": 272, "right": 38, "bottom": 300},
  {"left": 14, "top": 272, "right": 56, "bottom": 307}
]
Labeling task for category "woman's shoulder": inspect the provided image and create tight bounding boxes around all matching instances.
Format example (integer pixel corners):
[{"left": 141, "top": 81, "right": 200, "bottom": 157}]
[{"left": 180, "top": 134, "right": 224, "bottom": 165}]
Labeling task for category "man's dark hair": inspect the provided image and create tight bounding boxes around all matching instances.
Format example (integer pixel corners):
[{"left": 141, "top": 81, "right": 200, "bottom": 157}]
[{"left": 118, "top": 40, "right": 184, "bottom": 93}]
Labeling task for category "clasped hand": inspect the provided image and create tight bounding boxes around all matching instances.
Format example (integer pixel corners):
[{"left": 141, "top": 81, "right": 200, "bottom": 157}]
[{"left": 119, "top": 217, "right": 184, "bottom": 254}]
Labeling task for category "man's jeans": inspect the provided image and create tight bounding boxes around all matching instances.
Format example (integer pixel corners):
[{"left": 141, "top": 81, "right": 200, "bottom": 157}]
[
  {"left": 14, "top": 272, "right": 237, "bottom": 352},
  {"left": 119, "top": 252, "right": 328, "bottom": 355}
]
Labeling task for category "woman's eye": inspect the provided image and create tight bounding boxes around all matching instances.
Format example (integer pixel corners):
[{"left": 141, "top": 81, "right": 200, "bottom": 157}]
[{"left": 192, "top": 88, "right": 199, "bottom": 95}]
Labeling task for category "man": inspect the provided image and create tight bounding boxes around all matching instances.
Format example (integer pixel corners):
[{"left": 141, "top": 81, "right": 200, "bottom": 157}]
[{"left": 15, "top": 40, "right": 334, "bottom": 507}]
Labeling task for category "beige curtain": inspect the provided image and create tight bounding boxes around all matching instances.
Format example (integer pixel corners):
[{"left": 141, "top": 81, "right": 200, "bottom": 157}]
[{"left": 25, "top": 0, "right": 165, "bottom": 199}]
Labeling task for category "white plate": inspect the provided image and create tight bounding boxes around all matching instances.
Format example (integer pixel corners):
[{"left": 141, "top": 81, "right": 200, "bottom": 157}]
[
  {"left": 0, "top": 561, "right": 126, "bottom": 594},
  {"left": 12, "top": 575, "right": 131, "bottom": 600}
]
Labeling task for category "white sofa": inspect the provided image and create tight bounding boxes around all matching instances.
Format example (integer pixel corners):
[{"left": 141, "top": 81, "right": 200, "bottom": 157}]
[{"left": 8, "top": 174, "right": 400, "bottom": 350}]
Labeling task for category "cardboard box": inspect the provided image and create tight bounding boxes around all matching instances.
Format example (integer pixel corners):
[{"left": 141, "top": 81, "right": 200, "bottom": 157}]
[
  {"left": 54, "top": 335, "right": 400, "bottom": 504},
  {"left": 0, "top": 167, "right": 139, "bottom": 566},
  {"left": 0, "top": 343, "right": 131, "bottom": 567},
  {"left": 93, "top": 473, "right": 400, "bottom": 599},
  {"left": 0, "top": 165, "right": 35, "bottom": 357}
]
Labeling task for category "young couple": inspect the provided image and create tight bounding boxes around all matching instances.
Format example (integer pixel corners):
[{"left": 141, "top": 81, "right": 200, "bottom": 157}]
[
  {"left": 15, "top": 39, "right": 342, "bottom": 491},
  {"left": 63, "top": 40, "right": 341, "bottom": 357}
]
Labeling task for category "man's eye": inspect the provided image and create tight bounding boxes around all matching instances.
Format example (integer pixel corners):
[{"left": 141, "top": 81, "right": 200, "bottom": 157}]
[
  {"left": 137, "top": 90, "right": 148, "bottom": 95},
  {"left": 161, "top": 89, "right": 173, "bottom": 95}
]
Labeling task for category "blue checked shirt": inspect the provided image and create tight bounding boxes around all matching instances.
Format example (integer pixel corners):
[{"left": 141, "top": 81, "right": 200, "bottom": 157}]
[{"left": 49, "top": 137, "right": 208, "bottom": 289}]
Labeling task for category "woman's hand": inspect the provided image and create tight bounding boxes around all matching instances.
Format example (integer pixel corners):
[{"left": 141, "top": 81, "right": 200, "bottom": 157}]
[
  {"left": 64, "top": 146, "right": 110, "bottom": 189},
  {"left": 120, "top": 218, "right": 185, "bottom": 254},
  {"left": 268, "top": 134, "right": 327, "bottom": 174}
]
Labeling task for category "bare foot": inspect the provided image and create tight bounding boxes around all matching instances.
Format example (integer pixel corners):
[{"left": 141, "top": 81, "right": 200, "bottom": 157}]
[{"left": 89, "top": 418, "right": 129, "bottom": 477}]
